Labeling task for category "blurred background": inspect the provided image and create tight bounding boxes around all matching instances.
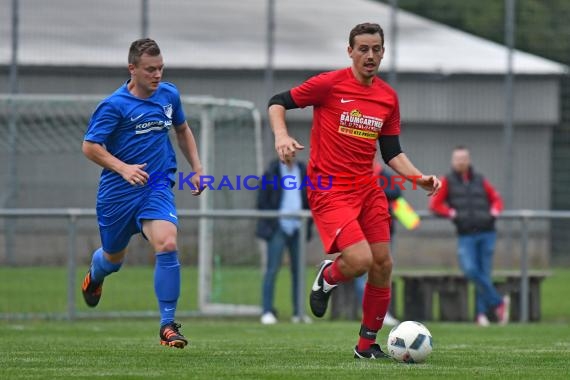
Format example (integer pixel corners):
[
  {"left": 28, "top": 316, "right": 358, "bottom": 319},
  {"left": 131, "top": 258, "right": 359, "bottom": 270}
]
[{"left": 0, "top": 0, "right": 568, "bottom": 319}]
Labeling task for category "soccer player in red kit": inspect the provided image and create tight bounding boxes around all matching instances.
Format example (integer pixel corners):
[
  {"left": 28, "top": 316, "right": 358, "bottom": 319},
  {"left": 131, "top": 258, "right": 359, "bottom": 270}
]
[{"left": 268, "top": 23, "right": 441, "bottom": 359}]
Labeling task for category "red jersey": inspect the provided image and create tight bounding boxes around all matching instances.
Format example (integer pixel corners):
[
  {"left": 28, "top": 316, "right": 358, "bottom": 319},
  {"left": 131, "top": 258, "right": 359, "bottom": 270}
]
[{"left": 290, "top": 67, "right": 400, "bottom": 191}]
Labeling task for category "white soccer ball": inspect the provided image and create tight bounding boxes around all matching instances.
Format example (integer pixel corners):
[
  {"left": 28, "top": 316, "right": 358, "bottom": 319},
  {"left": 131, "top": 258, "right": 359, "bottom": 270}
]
[{"left": 387, "top": 320, "right": 433, "bottom": 363}]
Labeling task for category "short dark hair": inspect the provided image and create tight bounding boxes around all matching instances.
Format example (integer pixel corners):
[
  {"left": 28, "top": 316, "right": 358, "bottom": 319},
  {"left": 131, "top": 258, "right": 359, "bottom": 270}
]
[
  {"left": 453, "top": 145, "right": 469, "bottom": 151},
  {"left": 349, "top": 23, "right": 384, "bottom": 48},
  {"left": 128, "top": 38, "right": 161, "bottom": 65}
]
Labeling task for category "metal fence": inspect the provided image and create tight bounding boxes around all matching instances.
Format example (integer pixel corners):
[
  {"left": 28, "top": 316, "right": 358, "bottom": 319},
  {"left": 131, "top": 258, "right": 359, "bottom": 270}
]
[
  {"left": 0, "top": 0, "right": 568, "bottom": 321},
  {"left": 1, "top": 208, "right": 568, "bottom": 322},
  {"left": 1, "top": 0, "right": 568, "bottom": 260}
]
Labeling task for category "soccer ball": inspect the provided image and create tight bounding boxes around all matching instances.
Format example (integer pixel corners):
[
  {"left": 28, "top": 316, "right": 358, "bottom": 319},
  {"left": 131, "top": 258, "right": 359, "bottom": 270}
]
[{"left": 387, "top": 321, "right": 433, "bottom": 363}]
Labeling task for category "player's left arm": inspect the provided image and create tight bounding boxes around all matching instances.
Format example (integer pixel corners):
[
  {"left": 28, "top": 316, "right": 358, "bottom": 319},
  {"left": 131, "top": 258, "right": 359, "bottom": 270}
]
[
  {"left": 386, "top": 152, "right": 441, "bottom": 196},
  {"left": 378, "top": 93, "right": 440, "bottom": 196},
  {"left": 175, "top": 122, "right": 204, "bottom": 196},
  {"left": 378, "top": 133, "right": 440, "bottom": 196}
]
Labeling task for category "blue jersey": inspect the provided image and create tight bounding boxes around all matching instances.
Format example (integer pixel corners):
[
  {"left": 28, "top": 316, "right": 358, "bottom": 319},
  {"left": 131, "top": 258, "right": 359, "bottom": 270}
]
[{"left": 84, "top": 81, "right": 186, "bottom": 203}]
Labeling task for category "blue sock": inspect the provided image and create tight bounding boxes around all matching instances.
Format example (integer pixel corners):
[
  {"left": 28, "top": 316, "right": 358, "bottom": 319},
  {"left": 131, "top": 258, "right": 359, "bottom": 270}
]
[
  {"left": 90, "top": 247, "right": 122, "bottom": 283},
  {"left": 154, "top": 251, "right": 181, "bottom": 327}
]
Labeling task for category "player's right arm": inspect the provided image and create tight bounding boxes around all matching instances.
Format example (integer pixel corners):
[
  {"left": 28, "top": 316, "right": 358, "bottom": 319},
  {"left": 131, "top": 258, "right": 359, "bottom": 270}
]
[
  {"left": 268, "top": 72, "right": 332, "bottom": 163},
  {"left": 268, "top": 100, "right": 304, "bottom": 164},
  {"left": 82, "top": 142, "right": 149, "bottom": 186},
  {"left": 83, "top": 100, "right": 149, "bottom": 186}
]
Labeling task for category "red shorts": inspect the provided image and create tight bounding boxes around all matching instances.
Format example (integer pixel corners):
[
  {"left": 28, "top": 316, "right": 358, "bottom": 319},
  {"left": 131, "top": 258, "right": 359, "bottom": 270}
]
[{"left": 308, "top": 186, "right": 391, "bottom": 254}]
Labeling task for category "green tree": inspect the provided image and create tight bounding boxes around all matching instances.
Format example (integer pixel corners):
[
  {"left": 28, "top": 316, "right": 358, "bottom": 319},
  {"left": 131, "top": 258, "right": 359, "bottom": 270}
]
[{"left": 377, "top": 0, "right": 570, "bottom": 64}]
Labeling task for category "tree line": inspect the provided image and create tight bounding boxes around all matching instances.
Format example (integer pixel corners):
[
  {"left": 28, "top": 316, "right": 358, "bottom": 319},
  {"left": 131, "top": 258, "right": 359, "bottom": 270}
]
[{"left": 377, "top": 0, "right": 570, "bottom": 65}]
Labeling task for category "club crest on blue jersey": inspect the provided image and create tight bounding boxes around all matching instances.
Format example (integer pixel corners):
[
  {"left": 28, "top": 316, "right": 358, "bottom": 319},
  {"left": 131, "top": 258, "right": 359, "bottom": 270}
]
[{"left": 163, "top": 104, "right": 173, "bottom": 119}]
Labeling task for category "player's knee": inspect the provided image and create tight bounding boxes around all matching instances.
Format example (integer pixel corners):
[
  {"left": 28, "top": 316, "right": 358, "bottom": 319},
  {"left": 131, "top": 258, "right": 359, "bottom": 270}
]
[
  {"left": 104, "top": 249, "right": 126, "bottom": 265},
  {"left": 371, "top": 254, "right": 392, "bottom": 277},
  {"left": 154, "top": 236, "right": 178, "bottom": 253},
  {"left": 381, "top": 255, "right": 393, "bottom": 271},
  {"left": 352, "top": 254, "right": 373, "bottom": 276}
]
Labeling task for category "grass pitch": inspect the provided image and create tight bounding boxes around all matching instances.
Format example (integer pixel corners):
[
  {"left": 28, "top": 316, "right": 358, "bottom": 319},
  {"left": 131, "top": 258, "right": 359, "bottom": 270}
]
[
  {"left": 1, "top": 268, "right": 569, "bottom": 379},
  {"left": 1, "top": 319, "right": 569, "bottom": 379}
]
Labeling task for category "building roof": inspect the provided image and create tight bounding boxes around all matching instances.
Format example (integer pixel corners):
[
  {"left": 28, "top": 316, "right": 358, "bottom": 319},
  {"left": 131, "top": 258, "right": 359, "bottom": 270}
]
[{"left": 0, "top": 0, "right": 566, "bottom": 74}]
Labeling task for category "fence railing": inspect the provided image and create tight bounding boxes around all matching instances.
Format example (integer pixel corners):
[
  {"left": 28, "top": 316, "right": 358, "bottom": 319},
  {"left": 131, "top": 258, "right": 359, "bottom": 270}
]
[{"left": 1, "top": 208, "right": 569, "bottom": 322}]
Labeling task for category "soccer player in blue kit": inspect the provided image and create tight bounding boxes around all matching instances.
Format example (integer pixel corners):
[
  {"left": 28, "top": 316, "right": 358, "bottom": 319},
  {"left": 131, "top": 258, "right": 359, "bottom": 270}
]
[{"left": 82, "top": 38, "right": 204, "bottom": 349}]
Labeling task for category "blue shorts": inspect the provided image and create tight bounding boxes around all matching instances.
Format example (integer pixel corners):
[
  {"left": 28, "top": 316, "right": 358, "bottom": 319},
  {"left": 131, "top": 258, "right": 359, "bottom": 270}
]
[{"left": 96, "top": 187, "right": 178, "bottom": 254}]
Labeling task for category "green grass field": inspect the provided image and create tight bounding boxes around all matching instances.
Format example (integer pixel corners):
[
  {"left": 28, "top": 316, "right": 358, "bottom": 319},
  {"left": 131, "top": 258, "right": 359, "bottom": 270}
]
[
  {"left": 1, "top": 320, "right": 569, "bottom": 379},
  {"left": 1, "top": 267, "right": 569, "bottom": 379},
  {"left": 2, "top": 266, "right": 570, "bottom": 321}
]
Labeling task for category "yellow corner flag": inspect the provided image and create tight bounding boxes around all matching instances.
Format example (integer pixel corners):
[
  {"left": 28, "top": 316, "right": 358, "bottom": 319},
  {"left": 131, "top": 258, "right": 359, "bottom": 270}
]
[{"left": 392, "top": 196, "right": 420, "bottom": 230}]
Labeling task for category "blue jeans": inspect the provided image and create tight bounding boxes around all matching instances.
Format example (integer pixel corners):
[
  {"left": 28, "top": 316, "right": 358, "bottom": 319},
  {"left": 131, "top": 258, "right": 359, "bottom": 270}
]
[
  {"left": 262, "top": 228, "right": 300, "bottom": 315},
  {"left": 457, "top": 231, "right": 502, "bottom": 315}
]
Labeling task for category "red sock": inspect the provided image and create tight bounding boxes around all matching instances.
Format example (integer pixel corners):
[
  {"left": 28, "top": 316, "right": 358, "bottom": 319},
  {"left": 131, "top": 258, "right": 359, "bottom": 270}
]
[
  {"left": 357, "top": 283, "right": 391, "bottom": 351},
  {"left": 323, "top": 259, "right": 351, "bottom": 285}
]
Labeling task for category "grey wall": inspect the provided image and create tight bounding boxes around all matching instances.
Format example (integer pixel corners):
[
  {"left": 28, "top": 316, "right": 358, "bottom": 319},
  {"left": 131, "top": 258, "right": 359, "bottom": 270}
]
[
  {"left": 0, "top": 66, "right": 559, "bottom": 267},
  {"left": 0, "top": 67, "right": 560, "bottom": 125}
]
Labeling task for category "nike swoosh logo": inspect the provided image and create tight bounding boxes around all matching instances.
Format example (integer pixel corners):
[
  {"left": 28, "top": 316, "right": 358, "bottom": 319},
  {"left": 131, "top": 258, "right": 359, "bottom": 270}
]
[
  {"left": 340, "top": 98, "right": 355, "bottom": 103},
  {"left": 164, "top": 307, "right": 175, "bottom": 311},
  {"left": 169, "top": 212, "right": 178, "bottom": 219},
  {"left": 312, "top": 277, "right": 336, "bottom": 292},
  {"left": 131, "top": 113, "right": 144, "bottom": 121}
]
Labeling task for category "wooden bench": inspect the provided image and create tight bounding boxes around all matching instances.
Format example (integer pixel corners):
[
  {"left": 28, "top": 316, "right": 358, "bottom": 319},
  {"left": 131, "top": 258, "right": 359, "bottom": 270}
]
[
  {"left": 399, "top": 271, "right": 469, "bottom": 322},
  {"left": 330, "top": 270, "right": 550, "bottom": 322},
  {"left": 492, "top": 271, "right": 550, "bottom": 322}
]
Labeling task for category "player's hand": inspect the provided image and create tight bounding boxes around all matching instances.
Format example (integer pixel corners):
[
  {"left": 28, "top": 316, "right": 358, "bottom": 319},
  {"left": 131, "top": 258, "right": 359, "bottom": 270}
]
[
  {"left": 121, "top": 163, "right": 149, "bottom": 186},
  {"left": 417, "top": 175, "right": 441, "bottom": 196},
  {"left": 275, "top": 134, "right": 304, "bottom": 164},
  {"left": 191, "top": 169, "right": 206, "bottom": 196}
]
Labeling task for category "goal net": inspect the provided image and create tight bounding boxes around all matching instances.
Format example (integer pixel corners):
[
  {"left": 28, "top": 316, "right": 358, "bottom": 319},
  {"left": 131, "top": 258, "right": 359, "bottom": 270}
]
[{"left": 0, "top": 94, "right": 263, "bottom": 319}]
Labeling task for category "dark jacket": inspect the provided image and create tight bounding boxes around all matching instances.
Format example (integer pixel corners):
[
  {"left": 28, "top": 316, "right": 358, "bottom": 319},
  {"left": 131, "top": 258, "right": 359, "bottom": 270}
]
[
  {"left": 447, "top": 168, "right": 495, "bottom": 234},
  {"left": 376, "top": 166, "right": 402, "bottom": 235},
  {"left": 255, "top": 159, "right": 312, "bottom": 241}
]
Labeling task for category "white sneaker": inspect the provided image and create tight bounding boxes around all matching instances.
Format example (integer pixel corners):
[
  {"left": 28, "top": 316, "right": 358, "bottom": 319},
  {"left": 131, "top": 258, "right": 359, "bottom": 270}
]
[
  {"left": 496, "top": 295, "right": 511, "bottom": 326},
  {"left": 260, "top": 312, "right": 277, "bottom": 325},
  {"left": 291, "top": 315, "right": 313, "bottom": 324},
  {"left": 476, "top": 313, "right": 490, "bottom": 327},
  {"left": 383, "top": 312, "right": 400, "bottom": 327}
]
